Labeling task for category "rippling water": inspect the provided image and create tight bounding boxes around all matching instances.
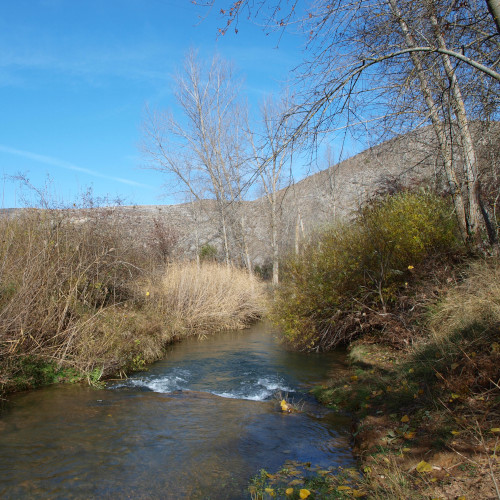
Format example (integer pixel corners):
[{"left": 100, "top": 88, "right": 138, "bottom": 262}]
[{"left": 0, "top": 322, "right": 355, "bottom": 499}]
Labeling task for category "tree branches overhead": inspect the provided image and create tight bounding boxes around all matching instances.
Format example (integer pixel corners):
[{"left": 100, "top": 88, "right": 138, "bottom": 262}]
[{"left": 209, "top": 0, "right": 500, "bottom": 244}]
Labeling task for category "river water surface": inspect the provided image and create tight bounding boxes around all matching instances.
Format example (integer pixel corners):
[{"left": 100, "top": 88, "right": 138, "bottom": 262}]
[{"left": 0, "top": 322, "right": 355, "bottom": 499}]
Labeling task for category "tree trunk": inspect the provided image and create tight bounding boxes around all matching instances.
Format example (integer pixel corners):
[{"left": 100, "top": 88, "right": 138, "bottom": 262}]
[
  {"left": 486, "top": 0, "right": 500, "bottom": 34},
  {"left": 271, "top": 197, "right": 279, "bottom": 286},
  {"left": 429, "top": 7, "right": 493, "bottom": 243},
  {"left": 389, "top": 0, "right": 469, "bottom": 241}
]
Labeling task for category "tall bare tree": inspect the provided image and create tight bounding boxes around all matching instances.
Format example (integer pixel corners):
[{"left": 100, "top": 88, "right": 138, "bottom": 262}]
[
  {"left": 142, "top": 50, "right": 252, "bottom": 265},
  {"left": 250, "top": 94, "right": 294, "bottom": 285},
  {"left": 204, "top": 0, "right": 500, "bottom": 245}
]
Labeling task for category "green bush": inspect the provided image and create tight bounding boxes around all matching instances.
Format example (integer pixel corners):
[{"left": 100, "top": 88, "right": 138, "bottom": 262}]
[
  {"left": 199, "top": 243, "right": 218, "bottom": 262},
  {"left": 273, "top": 191, "right": 459, "bottom": 350}
]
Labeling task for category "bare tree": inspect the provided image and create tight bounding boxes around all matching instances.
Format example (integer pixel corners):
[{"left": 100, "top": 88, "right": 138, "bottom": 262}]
[
  {"left": 249, "top": 94, "right": 295, "bottom": 285},
  {"left": 142, "top": 50, "right": 252, "bottom": 265},
  {"left": 203, "top": 0, "right": 500, "bottom": 246}
]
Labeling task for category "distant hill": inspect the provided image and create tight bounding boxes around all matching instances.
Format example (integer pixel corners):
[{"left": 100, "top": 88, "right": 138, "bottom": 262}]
[{"left": 3, "top": 123, "right": 498, "bottom": 266}]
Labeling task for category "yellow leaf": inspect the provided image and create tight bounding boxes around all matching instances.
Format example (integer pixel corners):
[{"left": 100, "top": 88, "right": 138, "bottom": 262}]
[
  {"left": 408, "top": 368, "right": 414, "bottom": 373},
  {"left": 416, "top": 460, "right": 433, "bottom": 473},
  {"left": 351, "top": 375, "right": 358, "bottom": 381},
  {"left": 288, "top": 479, "right": 303, "bottom": 486},
  {"left": 286, "top": 488, "right": 294, "bottom": 496},
  {"left": 451, "top": 430, "right": 460, "bottom": 435},
  {"left": 451, "top": 393, "right": 460, "bottom": 399},
  {"left": 408, "top": 265, "right": 414, "bottom": 270},
  {"left": 337, "top": 485, "right": 351, "bottom": 491},
  {"left": 404, "top": 431, "right": 416, "bottom": 439},
  {"left": 457, "top": 497, "right": 467, "bottom": 500},
  {"left": 145, "top": 291, "right": 150, "bottom": 296},
  {"left": 403, "top": 447, "right": 411, "bottom": 452},
  {"left": 281, "top": 400, "right": 291, "bottom": 412},
  {"left": 430, "top": 477, "right": 438, "bottom": 482},
  {"left": 401, "top": 415, "right": 410, "bottom": 423},
  {"left": 352, "top": 490, "right": 367, "bottom": 498},
  {"left": 299, "top": 489, "right": 311, "bottom": 499},
  {"left": 491, "top": 428, "right": 500, "bottom": 433},
  {"left": 265, "top": 487, "right": 275, "bottom": 496}
]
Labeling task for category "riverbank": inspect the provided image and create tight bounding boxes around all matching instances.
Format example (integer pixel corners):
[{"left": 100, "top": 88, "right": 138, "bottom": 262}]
[
  {"left": 250, "top": 255, "right": 500, "bottom": 499},
  {"left": 0, "top": 209, "right": 265, "bottom": 398}
]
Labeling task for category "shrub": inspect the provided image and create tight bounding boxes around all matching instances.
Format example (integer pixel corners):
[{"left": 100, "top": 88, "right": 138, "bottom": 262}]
[
  {"left": 273, "top": 191, "right": 459, "bottom": 350},
  {"left": 0, "top": 208, "right": 147, "bottom": 388},
  {"left": 199, "top": 243, "right": 218, "bottom": 262}
]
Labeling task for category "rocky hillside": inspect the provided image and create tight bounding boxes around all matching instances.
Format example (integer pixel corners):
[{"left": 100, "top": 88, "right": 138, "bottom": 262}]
[
  {"left": 3, "top": 124, "right": 497, "bottom": 266},
  {"left": 107, "top": 125, "right": 443, "bottom": 265}
]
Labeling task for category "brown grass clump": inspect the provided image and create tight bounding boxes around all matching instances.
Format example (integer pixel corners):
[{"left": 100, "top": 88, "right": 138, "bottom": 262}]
[
  {"left": 424, "top": 256, "right": 500, "bottom": 416},
  {"left": 429, "top": 257, "right": 500, "bottom": 342},
  {"left": 142, "top": 261, "right": 266, "bottom": 337}
]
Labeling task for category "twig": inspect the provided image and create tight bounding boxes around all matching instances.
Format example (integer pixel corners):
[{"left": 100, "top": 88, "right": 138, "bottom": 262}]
[{"left": 476, "top": 420, "right": 500, "bottom": 500}]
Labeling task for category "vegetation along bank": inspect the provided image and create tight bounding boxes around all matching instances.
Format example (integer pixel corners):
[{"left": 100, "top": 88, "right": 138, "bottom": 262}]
[
  {"left": 0, "top": 207, "right": 265, "bottom": 397},
  {"left": 251, "top": 190, "right": 500, "bottom": 499}
]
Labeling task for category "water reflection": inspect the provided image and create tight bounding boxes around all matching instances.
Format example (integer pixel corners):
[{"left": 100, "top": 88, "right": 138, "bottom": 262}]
[{"left": 0, "top": 322, "right": 354, "bottom": 499}]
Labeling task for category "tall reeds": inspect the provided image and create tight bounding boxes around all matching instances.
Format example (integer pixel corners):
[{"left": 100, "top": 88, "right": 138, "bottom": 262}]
[{"left": 147, "top": 261, "right": 265, "bottom": 336}]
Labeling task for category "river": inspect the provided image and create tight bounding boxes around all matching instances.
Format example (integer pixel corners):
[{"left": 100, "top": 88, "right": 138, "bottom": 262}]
[{"left": 0, "top": 322, "right": 355, "bottom": 499}]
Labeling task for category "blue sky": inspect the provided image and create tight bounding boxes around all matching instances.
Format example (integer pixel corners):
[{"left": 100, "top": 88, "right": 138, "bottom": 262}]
[{"left": 0, "top": 0, "right": 313, "bottom": 208}]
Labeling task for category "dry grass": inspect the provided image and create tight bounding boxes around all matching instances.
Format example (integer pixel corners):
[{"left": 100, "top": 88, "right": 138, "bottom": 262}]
[
  {"left": 0, "top": 210, "right": 266, "bottom": 395},
  {"left": 0, "top": 208, "right": 148, "bottom": 387},
  {"left": 143, "top": 261, "right": 266, "bottom": 337},
  {"left": 429, "top": 257, "right": 500, "bottom": 342}
]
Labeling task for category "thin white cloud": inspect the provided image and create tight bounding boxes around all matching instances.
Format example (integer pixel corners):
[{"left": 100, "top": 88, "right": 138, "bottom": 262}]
[
  {"left": 0, "top": 42, "right": 176, "bottom": 88},
  {"left": 0, "top": 144, "right": 152, "bottom": 188}
]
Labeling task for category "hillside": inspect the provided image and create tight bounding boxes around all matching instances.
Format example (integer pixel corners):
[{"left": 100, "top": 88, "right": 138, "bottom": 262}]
[
  {"left": 3, "top": 124, "right": 497, "bottom": 266},
  {"left": 108, "top": 125, "right": 443, "bottom": 265}
]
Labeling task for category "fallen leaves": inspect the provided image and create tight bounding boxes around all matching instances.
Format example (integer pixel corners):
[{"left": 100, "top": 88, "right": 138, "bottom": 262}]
[
  {"left": 337, "top": 485, "right": 351, "bottom": 491},
  {"left": 416, "top": 460, "right": 433, "bottom": 473},
  {"left": 280, "top": 399, "right": 292, "bottom": 413}
]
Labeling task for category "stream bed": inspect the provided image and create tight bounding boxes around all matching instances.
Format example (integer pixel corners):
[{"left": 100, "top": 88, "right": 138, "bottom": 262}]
[{"left": 0, "top": 322, "right": 355, "bottom": 499}]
